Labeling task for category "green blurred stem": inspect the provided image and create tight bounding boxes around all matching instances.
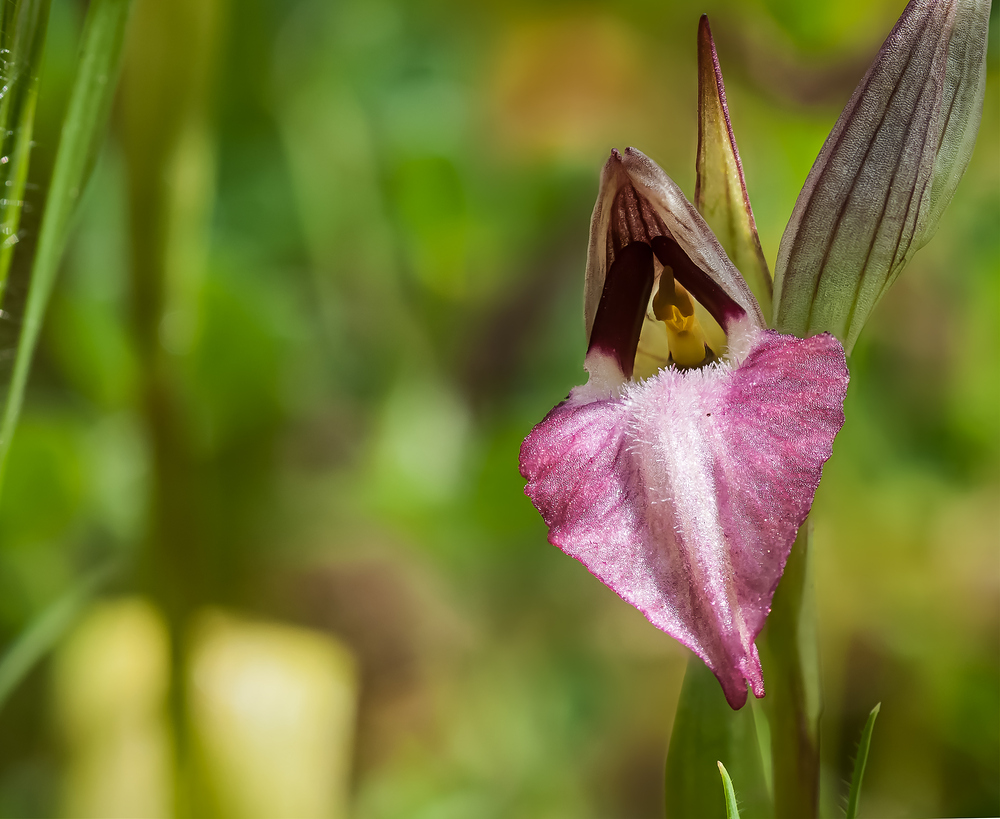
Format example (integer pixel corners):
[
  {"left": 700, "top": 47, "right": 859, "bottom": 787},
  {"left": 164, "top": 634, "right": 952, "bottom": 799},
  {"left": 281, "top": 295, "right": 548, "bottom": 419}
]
[
  {"left": 0, "top": 0, "right": 132, "bottom": 489},
  {"left": 761, "top": 522, "right": 821, "bottom": 818},
  {"left": 119, "top": 0, "right": 226, "bottom": 813}
]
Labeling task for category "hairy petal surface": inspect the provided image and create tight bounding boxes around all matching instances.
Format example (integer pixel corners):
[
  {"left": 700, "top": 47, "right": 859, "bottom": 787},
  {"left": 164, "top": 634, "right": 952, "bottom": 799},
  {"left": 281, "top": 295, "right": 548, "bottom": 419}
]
[
  {"left": 520, "top": 331, "right": 848, "bottom": 708},
  {"left": 773, "top": 0, "right": 990, "bottom": 351}
]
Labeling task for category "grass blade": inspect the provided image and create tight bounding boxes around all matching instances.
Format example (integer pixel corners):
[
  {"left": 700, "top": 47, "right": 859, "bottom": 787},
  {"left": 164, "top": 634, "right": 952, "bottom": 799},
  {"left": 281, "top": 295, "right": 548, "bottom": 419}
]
[
  {"left": 0, "top": 0, "right": 51, "bottom": 300},
  {"left": 0, "top": 0, "right": 132, "bottom": 489},
  {"left": 718, "top": 761, "right": 742, "bottom": 819},
  {"left": 0, "top": 561, "right": 118, "bottom": 712},
  {"left": 845, "top": 703, "right": 881, "bottom": 819}
]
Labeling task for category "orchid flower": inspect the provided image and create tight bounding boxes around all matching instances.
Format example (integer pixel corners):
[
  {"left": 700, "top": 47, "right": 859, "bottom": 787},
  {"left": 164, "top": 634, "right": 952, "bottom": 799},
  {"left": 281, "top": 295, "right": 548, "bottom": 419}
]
[
  {"left": 519, "top": 0, "right": 989, "bottom": 710},
  {"left": 520, "top": 147, "right": 848, "bottom": 710}
]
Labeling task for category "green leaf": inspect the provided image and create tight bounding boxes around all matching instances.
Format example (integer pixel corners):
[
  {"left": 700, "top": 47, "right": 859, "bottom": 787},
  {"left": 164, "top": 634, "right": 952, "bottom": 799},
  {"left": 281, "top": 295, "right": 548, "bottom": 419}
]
[
  {"left": 718, "top": 762, "right": 742, "bottom": 819},
  {"left": 0, "top": 0, "right": 133, "bottom": 490},
  {"left": 665, "top": 658, "right": 772, "bottom": 819},
  {"left": 760, "top": 523, "right": 820, "bottom": 819},
  {"left": 773, "top": 0, "right": 990, "bottom": 351},
  {"left": 845, "top": 703, "right": 881, "bottom": 819},
  {"left": 695, "top": 14, "right": 772, "bottom": 320}
]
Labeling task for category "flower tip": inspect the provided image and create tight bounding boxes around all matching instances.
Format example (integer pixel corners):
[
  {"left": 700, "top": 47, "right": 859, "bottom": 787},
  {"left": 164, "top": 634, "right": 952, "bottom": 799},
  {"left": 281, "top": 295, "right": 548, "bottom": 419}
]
[
  {"left": 707, "top": 637, "right": 765, "bottom": 710},
  {"left": 741, "top": 651, "right": 765, "bottom": 700},
  {"left": 602, "top": 148, "right": 626, "bottom": 181},
  {"left": 697, "top": 15, "right": 719, "bottom": 73},
  {"left": 713, "top": 668, "right": 750, "bottom": 710},
  {"left": 607, "top": 147, "right": 643, "bottom": 165},
  {"left": 727, "top": 687, "right": 749, "bottom": 710}
]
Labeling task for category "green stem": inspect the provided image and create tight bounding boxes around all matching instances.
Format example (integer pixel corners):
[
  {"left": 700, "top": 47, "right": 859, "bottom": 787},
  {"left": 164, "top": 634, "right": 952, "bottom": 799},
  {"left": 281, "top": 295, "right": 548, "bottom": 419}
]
[
  {"left": 761, "top": 523, "right": 821, "bottom": 818},
  {"left": 118, "top": 0, "right": 226, "bottom": 812}
]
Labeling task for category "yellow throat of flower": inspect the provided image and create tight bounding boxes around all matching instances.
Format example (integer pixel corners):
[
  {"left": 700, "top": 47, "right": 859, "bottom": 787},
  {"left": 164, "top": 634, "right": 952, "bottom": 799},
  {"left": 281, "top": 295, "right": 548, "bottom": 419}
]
[
  {"left": 633, "top": 268, "right": 724, "bottom": 379},
  {"left": 652, "top": 277, "right": 710, "bottom": 368}
]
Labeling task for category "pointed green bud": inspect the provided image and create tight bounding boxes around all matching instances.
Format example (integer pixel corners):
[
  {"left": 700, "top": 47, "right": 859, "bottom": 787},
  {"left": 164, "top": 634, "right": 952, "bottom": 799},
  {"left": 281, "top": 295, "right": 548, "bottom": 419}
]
[
  {"left": 695, "top": 15, "right": 773, "bottom": 321},
  {"left": 773, "top": 0, "right": 990, "bottom": 351}
]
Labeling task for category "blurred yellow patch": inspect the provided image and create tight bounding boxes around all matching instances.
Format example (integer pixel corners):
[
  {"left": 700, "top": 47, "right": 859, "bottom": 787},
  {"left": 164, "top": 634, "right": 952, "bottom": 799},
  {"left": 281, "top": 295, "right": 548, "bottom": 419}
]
[
  {"left": 188, "top": 611, "right": 358, "bottom": 819},
  {"left": 490, "top": 15, "right": 647, "bottom": 158},
  {"left": 53, "top": 600, "right": 358, "bottom": 818},
  {"left": 54, "top": 598, "right": 173, "bottom": 819}
]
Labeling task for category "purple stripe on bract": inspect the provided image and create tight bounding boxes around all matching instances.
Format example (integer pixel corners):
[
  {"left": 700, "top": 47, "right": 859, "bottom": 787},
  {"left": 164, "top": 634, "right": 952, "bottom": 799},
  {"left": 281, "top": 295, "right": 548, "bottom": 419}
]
[
  {"left": 587, "top": 241, "right": 654, "bottom": 380},
  {"left": 650, "top": 235, "right": 745, "bottom": 330}
]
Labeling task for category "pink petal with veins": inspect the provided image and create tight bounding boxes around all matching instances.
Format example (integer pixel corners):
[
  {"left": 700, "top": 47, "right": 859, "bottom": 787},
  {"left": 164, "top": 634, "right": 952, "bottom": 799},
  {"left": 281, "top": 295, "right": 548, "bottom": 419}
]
[{"left": 519, "top": 330, "right": 847, "bottom": 708}]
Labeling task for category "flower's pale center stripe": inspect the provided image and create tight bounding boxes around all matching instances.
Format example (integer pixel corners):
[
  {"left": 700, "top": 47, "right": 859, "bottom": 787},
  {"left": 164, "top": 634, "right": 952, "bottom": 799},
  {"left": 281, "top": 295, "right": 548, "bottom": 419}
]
[
  {"left": 627, "top": 366, "right": 751, "bottom": 670},
  {"left": 718, "top": 314, "right": 757, "bottom": 366}
]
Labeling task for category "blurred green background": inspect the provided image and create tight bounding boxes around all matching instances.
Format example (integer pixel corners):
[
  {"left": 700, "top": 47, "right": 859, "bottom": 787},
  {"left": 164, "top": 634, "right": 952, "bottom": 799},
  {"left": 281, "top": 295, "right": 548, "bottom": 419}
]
[{"left": 0, "top": 0, "right": 995, "bottom": 816}]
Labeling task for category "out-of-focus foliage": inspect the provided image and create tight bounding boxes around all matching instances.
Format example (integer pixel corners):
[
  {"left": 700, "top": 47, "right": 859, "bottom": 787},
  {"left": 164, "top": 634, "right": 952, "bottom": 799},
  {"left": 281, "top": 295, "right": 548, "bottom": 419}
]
[{"left": 0, "top": 0, "right": 994, "bottom": 816}]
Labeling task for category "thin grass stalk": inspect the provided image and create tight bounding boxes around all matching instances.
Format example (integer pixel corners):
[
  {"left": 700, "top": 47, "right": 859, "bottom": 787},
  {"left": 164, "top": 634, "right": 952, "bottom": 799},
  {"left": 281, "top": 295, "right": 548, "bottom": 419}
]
[
  {"left": 0, "top": 0, "right": 133, "bottom": 490},
  {"left": 0, "top": 560, "right": 118, "bottom": 712},
  {"left": 0, "top": 0, "right": 50, "bottom": 300}
]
